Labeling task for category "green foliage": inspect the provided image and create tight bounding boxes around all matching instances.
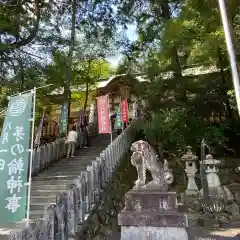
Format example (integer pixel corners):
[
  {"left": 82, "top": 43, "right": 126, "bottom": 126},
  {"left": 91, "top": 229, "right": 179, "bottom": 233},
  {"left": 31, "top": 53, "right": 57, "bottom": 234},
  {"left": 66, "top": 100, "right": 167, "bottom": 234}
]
[
  {"left": 112, "top": 0, "right": 240, "bottom": 154},
  {"left": 71, "top": 91, "right": 95, "bottom": 108},
  {"left": 2, "top": 0, "right": 240, "bottom": 155},
  {"left": 74, "top": 58, "right": 112, "bottom": 86},
  {"left": 143, "top": 109, "right": 228, "bottom": 155}
]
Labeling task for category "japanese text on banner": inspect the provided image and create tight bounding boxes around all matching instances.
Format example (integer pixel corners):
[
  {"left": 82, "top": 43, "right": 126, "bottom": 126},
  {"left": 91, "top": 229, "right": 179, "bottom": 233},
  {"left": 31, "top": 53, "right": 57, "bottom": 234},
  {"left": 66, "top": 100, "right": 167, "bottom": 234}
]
[
  {"left": 59, "top": 102, "right": 69, "bottom": 137},
  {"left": 97, "top": 95, "right": 111, "bottom": 134},
  {"left": 0, "top": 92, "right": 33, "bottom": 224},
  {"left": 121, "top": 98, "right": 128, "bottom": 123}
]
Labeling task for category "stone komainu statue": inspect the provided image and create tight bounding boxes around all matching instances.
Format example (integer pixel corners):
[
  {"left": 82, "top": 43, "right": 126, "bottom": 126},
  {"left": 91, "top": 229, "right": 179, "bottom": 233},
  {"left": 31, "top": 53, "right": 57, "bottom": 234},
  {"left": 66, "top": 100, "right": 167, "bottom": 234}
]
[{"left": 130, "top": 140, "right": 174, "bottom": 190}]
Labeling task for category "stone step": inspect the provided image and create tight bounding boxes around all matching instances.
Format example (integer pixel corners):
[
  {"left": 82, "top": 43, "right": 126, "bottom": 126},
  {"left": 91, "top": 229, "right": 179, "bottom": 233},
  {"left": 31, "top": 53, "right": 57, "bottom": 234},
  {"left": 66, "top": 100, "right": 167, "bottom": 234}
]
[
  {"left": 33, "top": 175, "right": 77, "bottom": 180},
  {"left": 31, "top": 184, "right": 69, "bottom": 191},
  {"left": 31, "top": 189, "right": 62, "bottom": 198},
  {"left": 32, "top": 179, "right": 74, "bottom": 186},
  {"left": 29, "top": 210, "right": 44, "bottom": 220},
  {"left": 39, "top": 164, "right": 89, "bottom": 173},
  {"left": 37, "top": 170, "right": 84, "bottom": 177},
  {"left": 52, "top": 162, "right": 93, "bottom": 168},
  {"left": 52, "top": 163, "right": 92, "bottom": 169},
  {"left": 57, "top": 150, "right": 101, "bottom": 158},
  {"left": 47, "top": 160, "right": 92, "bottom": 167},
  {"left": 30, "top": 202, "right": 55, "bottom": 212},
  {"left": 30, "top": 196, "right": 56, "bottom": 204},
  {"left": 69, "top": 152, "right": 102, "bottom": 157},
  {"left": 43, "top": 164, "right": 88, "bottom": 170},
  {"left": 65, "top": 156, "right": 99, "bottom": 162}
]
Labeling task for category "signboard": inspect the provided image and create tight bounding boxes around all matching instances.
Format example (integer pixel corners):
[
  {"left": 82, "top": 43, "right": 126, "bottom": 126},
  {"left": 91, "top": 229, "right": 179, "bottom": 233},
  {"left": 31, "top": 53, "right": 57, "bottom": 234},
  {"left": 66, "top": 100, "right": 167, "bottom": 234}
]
[
  {"left": 115, "top": 106, "right": 122, "bottom": 129},
  {"left": 0, "top": 92, "right": 33, "bottom": 223},
  {"left": 121, "top": 98, "right": 128, "bottom": 123},
  {"left": 59, "top": 102, "right": 69, "bottom": 137},
  {"left": 97, "top": 95, "right": 110, "bottom": 133}
]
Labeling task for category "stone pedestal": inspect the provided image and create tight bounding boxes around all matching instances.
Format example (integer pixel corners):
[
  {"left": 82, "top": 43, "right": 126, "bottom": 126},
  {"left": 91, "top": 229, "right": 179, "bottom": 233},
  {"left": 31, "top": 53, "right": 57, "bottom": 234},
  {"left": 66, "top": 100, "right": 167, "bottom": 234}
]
[{"left": 118, "top": 189, "right": 188, "bottom": 240}]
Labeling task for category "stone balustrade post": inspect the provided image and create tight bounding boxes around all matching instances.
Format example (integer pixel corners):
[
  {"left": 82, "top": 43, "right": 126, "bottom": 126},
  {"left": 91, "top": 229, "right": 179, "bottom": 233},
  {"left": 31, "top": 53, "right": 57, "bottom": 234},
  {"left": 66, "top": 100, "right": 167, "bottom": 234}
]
[
  {"left": 98, "top": 156, "right": 107, "bottom": 187},
  {"left": 50, "top": 142, "right": 53, "bottom": 161},
  {"left": 110, "top": 145, "right": 114, "bottom": 171},
  {"left": 66, "top": 184, "right": 78, "bottom": 237},
  {"left": 55, "top": 138, "right": 60, "bottom": 160},
  {"left": 74, "top": 172, "right": 87, "bottom": 222},
  {"left": 43, "top": 204, "right": 57, "bottom": 240},
  {"left": 105, "top": 148, "right": 110, "bottom": 173},
  {"left": 113, "top": 142, "right": 117, "bottom": 167},
  {"left": 47, "top": 143, "right": 50, "bottom": 163},
  {"left": 46, "top": 143, "right": 51, "bottom": 163},
  {"left": 93, "top": 160, "right": 101, "bottom": 198},
  {"left": 42, "top": 145, "right": 46, "bottom": 166},
  {"left": 56, "top": 193, "right": 68, "bottom": 240},
  {"left": 79, "top": 175, "right": 86, "bottom": 222},
  {"left": 50, "top": 142, "right": 55, "bottom": 161},
  {"left": 36, "top": 147, "right": 40, "bottom": 172},
  {"left": 90, "top": 161, "right": 97, "bottom": 204},
  {"left": 32, "top": 149, "right": 36, "bottom": 174},
  {"left": 113, "top": 145, "right": 117, "bottom": 167},
  {"left": 52, "top": 141, "right": 56, "bottom": 161},
  {"left": 39, "top": 146, "right": 44, "bottom": 169},
  {"left": 110, "top": 145, "right": 114, "bottom": 170},
  {"left": 84, "top": 170, "right": 92, "bottom": 212},
  {"left": 117, "top": 138, "right": 121, "bottom": 160},
  {"left": 100, "top": 152, "right": 109, "bottom": 180}
]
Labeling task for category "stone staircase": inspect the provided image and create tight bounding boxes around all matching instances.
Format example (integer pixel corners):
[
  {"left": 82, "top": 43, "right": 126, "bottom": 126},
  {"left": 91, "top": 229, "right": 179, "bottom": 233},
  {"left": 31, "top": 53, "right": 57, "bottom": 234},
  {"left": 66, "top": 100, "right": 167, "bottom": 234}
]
[{"left": 0, "top": 133, "right": 112, "bottom": 238}]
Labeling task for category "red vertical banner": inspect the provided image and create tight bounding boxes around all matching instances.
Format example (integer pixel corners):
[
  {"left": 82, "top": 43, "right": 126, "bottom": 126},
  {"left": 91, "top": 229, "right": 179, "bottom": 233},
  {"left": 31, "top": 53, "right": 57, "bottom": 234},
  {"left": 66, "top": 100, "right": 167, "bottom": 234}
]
[
  {"left": 97, "top": 95, "right": 111, "bottom": 133},
  {"left": 121, "top": 98, "right": 128, "bottom": 123}
]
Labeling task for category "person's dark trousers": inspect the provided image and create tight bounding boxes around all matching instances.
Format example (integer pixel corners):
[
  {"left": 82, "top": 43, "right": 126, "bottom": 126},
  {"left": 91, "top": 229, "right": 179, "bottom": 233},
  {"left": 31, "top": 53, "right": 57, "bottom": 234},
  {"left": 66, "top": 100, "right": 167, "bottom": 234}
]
[
  {"left": 82, "top": 132, "right": 89, "bottom": 147},
  {"left": 116, "top": 129, "right": 122, "bottom": 135},
  {"left": 86, "top": 133, "right": 90, "bottom": 146}
]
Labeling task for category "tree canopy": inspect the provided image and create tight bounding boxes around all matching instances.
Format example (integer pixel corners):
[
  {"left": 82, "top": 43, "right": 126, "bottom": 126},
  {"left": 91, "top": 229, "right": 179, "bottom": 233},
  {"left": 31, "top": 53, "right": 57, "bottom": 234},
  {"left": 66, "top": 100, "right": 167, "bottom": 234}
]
[{"left": 1, "top": 0, "right": 240, "bottom": 154}]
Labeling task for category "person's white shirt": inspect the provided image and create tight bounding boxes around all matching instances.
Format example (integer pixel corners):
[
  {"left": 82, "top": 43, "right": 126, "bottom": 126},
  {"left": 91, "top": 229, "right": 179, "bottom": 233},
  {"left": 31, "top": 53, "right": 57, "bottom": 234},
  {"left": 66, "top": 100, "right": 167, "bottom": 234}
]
[{"left": 67, "top": 130, "right": 78, "bottom": 142}]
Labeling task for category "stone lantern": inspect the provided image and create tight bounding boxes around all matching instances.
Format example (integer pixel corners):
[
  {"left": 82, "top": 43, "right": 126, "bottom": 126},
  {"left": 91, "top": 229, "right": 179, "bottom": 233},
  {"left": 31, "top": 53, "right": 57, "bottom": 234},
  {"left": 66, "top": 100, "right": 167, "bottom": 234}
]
[
  {"left": 200, "top": 154, "right": 233, "bottom": 202},
  {"left": 201, "top": 154, "right": 221, "bottom": 190},
  {"left": 181, "top": 146, "right": 199, "bottom": 196}
]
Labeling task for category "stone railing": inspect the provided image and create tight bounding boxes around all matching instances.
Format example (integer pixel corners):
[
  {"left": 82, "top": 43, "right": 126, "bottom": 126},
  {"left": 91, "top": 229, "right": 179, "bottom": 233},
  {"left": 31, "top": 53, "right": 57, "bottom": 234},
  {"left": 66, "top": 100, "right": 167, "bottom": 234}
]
[
  {"left": 31, "top": 122, "right": 98, "bottom": 175},
  {"left": 9, "top": 119, "right": 141, "bottom": 240}
]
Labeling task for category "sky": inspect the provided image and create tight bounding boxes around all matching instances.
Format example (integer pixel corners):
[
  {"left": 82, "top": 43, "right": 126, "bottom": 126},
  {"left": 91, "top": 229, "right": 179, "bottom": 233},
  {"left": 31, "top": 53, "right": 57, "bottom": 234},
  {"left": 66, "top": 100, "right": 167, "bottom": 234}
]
[{"left": 106, "top": 24, "right": 138, "bottom": 68}]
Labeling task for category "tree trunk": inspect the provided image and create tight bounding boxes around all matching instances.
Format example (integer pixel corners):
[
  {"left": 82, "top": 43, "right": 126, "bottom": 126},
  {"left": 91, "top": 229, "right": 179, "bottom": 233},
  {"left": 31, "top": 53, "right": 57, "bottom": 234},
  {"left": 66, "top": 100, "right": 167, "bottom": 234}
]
[
  {"left": 65, "top": 0, "right": 76, "bottom": 131},
  {"left": 83, "top": 82, "right": 89, "bottom": 111},
  {"left": 218, "top": 47, "right": 233, "bottom": 121},
  {"left": 19, "top": 59, "right": 24, "bottom": 92},
  {"left": 160, "top": 1, "right": 187, "bottom": 104}
]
